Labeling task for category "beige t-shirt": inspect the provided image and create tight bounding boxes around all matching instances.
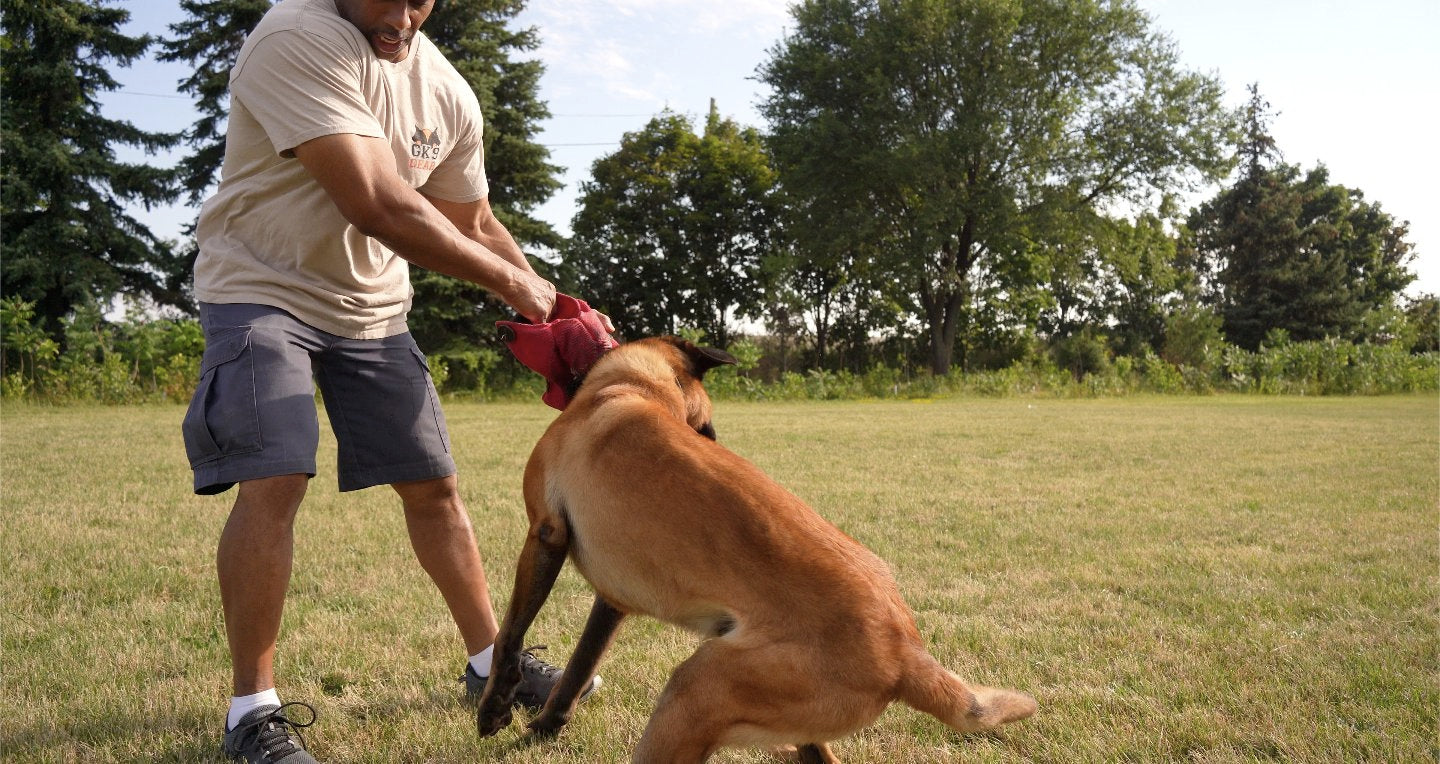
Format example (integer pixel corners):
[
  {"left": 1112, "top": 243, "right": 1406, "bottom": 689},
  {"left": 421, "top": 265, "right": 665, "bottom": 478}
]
[{"left": 194, "top": 0, "right": 487, "bottom": 339}]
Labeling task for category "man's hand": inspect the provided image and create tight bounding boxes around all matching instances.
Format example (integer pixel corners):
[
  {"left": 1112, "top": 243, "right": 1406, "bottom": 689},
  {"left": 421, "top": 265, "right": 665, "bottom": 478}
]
[
  {"left": 508, "top": 270, "right": 557, "bottom": 324},
  {"left": 594, "top": 310, "right": 615, "bottom": 334}
]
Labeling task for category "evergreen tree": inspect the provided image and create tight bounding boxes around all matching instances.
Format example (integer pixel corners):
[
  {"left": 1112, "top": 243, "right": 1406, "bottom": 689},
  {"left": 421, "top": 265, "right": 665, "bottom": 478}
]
[
  {"left": 158, "top": 0, "right": 273, "bottom": 207},
  {"left": 1187, "top": 86, "right": 1416, "bottom": 349},
  {"left": 408, "top": 0, "right": 564, "bottom": 355},
  {"left": 1, "top": 0, "right": 184, "bottom": 332}
]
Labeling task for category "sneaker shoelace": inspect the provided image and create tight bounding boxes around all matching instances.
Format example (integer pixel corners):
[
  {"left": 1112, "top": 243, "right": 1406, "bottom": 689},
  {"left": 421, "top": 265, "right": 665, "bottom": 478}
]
[
  {"left": 519, "top": 644, "right": 563, "bottom": 680},
  {"left": 233, "top": 702, "right": 316, "bottom": 762}
]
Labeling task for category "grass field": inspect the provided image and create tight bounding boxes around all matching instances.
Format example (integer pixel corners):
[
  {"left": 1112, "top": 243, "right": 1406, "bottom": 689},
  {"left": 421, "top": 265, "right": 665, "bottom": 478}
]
[{"left": 2, "top": 395, "right": 1436, "bottom": 763}]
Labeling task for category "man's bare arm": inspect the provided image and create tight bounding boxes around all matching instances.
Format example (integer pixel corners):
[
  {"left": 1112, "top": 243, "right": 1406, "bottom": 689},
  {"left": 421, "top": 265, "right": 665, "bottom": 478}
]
[
  {"left": 422, "top": 194, "right": 532, "bottom": 273},
  {"left": 424, "top": 194, "right": 616, "bottom": 333},
  {"left": 291, "top": 131, "right": 555, "bottom": 322}
]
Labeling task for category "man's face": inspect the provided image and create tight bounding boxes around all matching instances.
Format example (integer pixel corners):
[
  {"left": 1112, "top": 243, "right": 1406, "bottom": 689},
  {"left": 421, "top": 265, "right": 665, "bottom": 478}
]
[{"left": 335, "top": 0, "right": 435, "bottom": 63}]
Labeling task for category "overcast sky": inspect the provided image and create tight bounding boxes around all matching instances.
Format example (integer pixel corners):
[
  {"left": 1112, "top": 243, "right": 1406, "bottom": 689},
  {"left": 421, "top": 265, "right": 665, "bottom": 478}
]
[{"left": 103, "top": 0, "right": 1438, "bottom": 295}]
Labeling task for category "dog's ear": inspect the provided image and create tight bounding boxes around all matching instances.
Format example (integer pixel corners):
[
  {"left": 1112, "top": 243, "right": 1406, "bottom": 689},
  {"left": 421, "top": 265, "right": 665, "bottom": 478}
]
[{"left": 664, "top": 337, "right": 737, "bottom": 379}]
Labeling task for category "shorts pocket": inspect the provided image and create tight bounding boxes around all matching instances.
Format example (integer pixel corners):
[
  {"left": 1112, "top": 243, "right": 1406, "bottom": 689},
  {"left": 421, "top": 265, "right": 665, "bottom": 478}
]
[
  {"left": 409, "top": 346, "right": 450, "bottom": 454},
  {"left": 183, "top": 327, "right": 262, "bottom": 467}
]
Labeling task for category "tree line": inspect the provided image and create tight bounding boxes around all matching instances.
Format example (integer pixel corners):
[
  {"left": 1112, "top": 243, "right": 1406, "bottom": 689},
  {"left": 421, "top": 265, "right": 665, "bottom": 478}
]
[{"left": 2, "top": 0, "right": 1434, "bottom": 402}]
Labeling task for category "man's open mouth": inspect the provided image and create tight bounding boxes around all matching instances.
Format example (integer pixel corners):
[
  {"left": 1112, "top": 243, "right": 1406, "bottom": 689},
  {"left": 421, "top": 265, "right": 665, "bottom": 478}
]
[{"left": 374, "top": 31, "right": 408, "bottom": 56}]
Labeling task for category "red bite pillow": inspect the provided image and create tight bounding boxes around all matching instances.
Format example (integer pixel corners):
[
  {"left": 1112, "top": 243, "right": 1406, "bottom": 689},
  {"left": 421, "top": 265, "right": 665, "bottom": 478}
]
[{"left": 496, "top": 293, "right": 618, "bottom": 410}]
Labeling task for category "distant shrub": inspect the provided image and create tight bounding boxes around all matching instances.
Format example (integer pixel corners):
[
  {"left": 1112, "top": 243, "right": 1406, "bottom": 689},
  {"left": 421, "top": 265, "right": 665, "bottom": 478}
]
[
  {"left": 2, "top": 297, "right": 205, "bottom": 404},
  {"left": 1051, "top": 328, "right": 1111, "bottom": 382},
  {"left": 3, "top": 300, "right": 1433, "bottom": 404}
]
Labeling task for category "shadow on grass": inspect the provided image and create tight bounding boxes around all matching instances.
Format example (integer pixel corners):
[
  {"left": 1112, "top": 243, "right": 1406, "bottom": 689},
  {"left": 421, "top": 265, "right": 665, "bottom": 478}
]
[{"left": 0, "top": 707, "right": 232, "bottom": 763}]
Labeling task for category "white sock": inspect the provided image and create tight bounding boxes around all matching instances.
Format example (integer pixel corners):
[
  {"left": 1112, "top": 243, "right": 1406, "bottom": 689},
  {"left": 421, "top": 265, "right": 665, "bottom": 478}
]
[
  {"left": 468, "top": 645, "right": 495, "bottom": 677},
  {"left": 228, "top": 688, "right": 281, "bottom": 731}
]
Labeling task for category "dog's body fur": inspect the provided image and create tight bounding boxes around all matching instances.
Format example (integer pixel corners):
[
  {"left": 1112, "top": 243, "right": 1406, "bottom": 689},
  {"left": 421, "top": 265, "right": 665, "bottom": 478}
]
[{"left": 477, "top": 337, "right": 1035, "bottom": 762}]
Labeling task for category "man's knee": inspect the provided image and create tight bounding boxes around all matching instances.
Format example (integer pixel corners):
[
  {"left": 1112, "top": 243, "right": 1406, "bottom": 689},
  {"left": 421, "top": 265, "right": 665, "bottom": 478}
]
[
  {"left": 394, "top": 474, "right": 460, "bottom": 506},
  {"left": 394, "top": 475, "right": 465, "bottom": 516},
  {"left": 234, "top": 474, "right": 310, "bottom": 521}
]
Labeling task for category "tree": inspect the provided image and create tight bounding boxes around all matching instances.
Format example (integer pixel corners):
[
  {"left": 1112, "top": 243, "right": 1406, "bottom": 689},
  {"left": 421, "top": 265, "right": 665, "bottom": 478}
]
[
  {"left": 1186, "top": 86, "right": 1416, "bottom": 349},
  {"left": 566, "top": 106, "right": 779, "bottom": 346},
  {"left": 1, "top": 0, "right": 185, "bottom": 332},
  {"left": 1403, "top": 294, "right": 1438, "bottom": 354},
  {"left": 1039, "top": 210, "right": 1184, "bottom": 356},
  {"left": 158, "top": 0, "right": 273, "bottom": 207},
  {"left": 760, "top": 0, "right": 1235, "bottom": 375},
  {"left": 406, "top": 0, "right": 565, "bottom": 355}
]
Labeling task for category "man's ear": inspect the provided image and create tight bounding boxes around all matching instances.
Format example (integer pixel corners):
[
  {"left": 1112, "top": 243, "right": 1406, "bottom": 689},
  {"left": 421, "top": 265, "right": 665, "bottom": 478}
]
[{"left": 664, "top": 337, "right": 737, "bottom": 378}]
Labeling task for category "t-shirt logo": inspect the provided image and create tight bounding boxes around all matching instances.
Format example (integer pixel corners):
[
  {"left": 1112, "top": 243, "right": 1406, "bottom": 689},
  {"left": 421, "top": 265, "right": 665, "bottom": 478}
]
[{"left": 410, "top": 126, "right": 442, "bottom": 170}]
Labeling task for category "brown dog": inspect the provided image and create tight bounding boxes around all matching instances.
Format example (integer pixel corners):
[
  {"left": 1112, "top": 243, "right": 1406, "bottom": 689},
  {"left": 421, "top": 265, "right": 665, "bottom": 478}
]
[{"left": 477, "top": 336, "right": 1036, "bottom": 762}]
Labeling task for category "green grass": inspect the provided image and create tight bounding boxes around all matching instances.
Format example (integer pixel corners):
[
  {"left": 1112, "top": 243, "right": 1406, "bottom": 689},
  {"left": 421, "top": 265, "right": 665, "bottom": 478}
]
[{"left": 2, "top": 395, "right": 1436, "bottom": 762}]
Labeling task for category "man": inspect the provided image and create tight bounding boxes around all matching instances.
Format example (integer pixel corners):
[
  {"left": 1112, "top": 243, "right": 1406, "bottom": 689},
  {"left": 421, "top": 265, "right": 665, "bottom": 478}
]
[{"left": 180, "top": 1, "right": 603, "bottom": 761}]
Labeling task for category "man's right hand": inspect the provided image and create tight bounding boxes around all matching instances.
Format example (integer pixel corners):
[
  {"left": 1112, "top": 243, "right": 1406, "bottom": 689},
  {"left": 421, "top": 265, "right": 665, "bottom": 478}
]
[{"left": 506, "top": 270, "right": 557, "bottom": 325}]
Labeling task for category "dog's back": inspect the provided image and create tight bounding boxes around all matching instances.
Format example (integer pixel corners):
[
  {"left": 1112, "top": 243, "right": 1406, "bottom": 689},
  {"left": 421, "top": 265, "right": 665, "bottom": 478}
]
[{"left": 544, "top": 381, "right": 911, "bottom": 645}]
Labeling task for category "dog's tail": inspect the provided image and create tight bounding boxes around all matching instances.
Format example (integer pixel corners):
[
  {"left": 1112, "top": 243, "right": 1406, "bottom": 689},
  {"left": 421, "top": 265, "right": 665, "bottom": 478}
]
[{"left": 896, "top": 651, "right": 1037, "bottom": 734}]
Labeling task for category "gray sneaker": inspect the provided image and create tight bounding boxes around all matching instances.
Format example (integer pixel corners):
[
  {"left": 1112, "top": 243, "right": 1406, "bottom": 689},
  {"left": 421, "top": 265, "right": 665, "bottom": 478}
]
[
  {"left": 222, "top": 702, "right": 318, "bottom": 763},
  {"left": 461, "top": 645, "right": 601, "bottom": 710}
]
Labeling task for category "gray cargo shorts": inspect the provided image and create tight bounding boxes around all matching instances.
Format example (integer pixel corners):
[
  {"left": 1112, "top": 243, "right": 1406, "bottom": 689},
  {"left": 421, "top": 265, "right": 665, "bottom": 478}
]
[{"left": 182, "top": 303, "right": 456, "bottom": 495}]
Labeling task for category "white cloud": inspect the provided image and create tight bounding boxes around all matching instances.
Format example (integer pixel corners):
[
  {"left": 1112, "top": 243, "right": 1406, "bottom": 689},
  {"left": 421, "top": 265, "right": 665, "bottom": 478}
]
[{"left": 520, "top": 0, "right": 786, "bottom": 113}]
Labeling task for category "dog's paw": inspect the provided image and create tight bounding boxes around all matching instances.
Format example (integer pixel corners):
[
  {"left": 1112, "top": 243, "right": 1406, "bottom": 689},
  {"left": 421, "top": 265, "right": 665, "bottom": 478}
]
[
  {"left": 476, "top": 703, "right": 514, "bottom": 738},
  {"left": 527, "top": 709, "right": 570, "bottom": 738}
]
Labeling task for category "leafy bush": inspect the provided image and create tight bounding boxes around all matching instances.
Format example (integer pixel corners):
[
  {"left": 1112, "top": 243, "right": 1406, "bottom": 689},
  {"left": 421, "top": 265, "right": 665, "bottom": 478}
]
[
  {"left": 3, "top": 299, "right": 1434, "bottom": 404},
  {"left": 1163, "top": 304, "right": 1225, "bottom": 370},
  {"left": 1216, "top": 337, "right": 1438, "bottom": 395},
  {"left": 1051, "top": 328, "right": 1112, "bottom": 382},
  {"left": 2, "top": 298, "right": 208, "bottom": 404}
]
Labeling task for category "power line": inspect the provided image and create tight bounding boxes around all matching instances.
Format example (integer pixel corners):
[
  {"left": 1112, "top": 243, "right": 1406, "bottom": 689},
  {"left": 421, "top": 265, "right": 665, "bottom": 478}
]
[
  {"left": 114, "top": 89, "right": 659, "bottom": 123},
  {"left": 116, "top": 90, "right": 191, "bottom": 100},
  {"left": 117, "top": 92, "right": 653, "bottom": 117},
  {"left": 113, "top": 92, "right": 636, "bottom": 148}
]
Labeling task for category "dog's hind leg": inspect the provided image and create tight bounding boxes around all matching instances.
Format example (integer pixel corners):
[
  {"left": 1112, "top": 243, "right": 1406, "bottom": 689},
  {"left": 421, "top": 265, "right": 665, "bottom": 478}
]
[
  {"left": 633, "top": 640, "right": 866, "bottom": 763},
  {"left": 767, "top": 743, "right": 839, "bottom": 763},
  {"left": 896, "top": 651, "right": 1036, "bottom": 734},
  {"left": 631, "top": 643, "right": 732, "bottom": 763},
  {"left": 529, "top": 595, "right": 625, "bottom": 736},
  {"left": 477, "top": 515, "right": 571, "bottom": 737}
]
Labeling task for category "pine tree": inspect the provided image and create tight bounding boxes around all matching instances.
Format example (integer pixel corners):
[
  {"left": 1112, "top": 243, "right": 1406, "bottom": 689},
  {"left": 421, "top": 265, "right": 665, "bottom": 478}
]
[
  {"left": 408, "top": 0, "right": 565, "bottom": 357},
  {"left": 1, "top": 0, "right": 185, "bottom": 331},
  {"left": 1187, "top": 85, "right": 1416, "bottom": 349},
  {"left": 158, "top": 0, "right": 273, "bottom": 206}
]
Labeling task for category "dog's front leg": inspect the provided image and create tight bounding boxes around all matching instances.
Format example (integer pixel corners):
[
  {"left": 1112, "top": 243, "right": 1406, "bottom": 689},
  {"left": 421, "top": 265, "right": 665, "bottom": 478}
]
[
  {"left": 529, "top": 595, "right": 625, "bottom": 735},
  {"left": 476, "top": 516, "right": 569, "bottom": 737}
]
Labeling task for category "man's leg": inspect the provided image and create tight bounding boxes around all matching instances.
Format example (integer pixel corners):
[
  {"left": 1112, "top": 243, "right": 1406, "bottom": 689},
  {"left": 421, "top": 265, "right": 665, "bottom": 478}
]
[
  {"left": 392, "top": 475, "right": 500, "bottom": 654},
  {"left": 393, "top": 474, "right": 600, "bottom": 710},
  {"left": 218, "top": 474, "right": 310, "bottom": 695}
]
